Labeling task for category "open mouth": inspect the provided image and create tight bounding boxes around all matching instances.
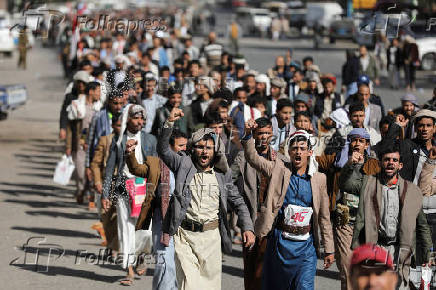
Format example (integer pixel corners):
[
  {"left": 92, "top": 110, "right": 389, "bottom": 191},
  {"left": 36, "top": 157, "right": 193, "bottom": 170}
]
[
  {"left": 200, "top": 156, "right": 209, "bottom": 163},
  {"left": 294, "top": 156, "right": 302, "bottom": 164},
  {"left": 385, "top": 167, "right": 395, "bottom": 174}
]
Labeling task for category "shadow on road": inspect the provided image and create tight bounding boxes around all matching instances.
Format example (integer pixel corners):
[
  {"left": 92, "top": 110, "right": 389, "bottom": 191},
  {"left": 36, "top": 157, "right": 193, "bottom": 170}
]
[
  {"left": 25, "top": 210, "right": 97, "bottom": 220},
  {"left": 316, "top": 268, "right": 340, "bottom": 280},
  {"left": 4, "top": 199, "right": 77, "bottom": 208},
  {"left": 10, "top": 264, "right": 125, "bottom": 283},
  {"left": 11, "top": 226, "right": 98, "bottom": 239},
  {"left": 222, "top": 264, "right": 244, "bottom": 277}
]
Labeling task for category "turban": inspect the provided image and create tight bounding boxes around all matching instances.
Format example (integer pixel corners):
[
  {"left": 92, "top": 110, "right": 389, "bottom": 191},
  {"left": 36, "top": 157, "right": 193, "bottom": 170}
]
[
  {"left": 188, "top": 128, "right": 229, "bottom": 173},
  {"left": 283, "top": 130, "right": 319, "bottom": 177}
]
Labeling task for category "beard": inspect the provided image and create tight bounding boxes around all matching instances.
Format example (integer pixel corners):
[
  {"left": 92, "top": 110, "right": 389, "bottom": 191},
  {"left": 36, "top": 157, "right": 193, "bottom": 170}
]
[
  {"left": 381, "top": 168, "right": 399, "bottom": 180},
  {"left": 193, "top": 153, "right": 213, "bottom": 169}
]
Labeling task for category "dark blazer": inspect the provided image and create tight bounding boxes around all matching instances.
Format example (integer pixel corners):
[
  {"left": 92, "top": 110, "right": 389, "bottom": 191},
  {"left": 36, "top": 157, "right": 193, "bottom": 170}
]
[
  {"left": 313, "top": 92, "right": 342, "bottom": 119},
  {"left": 386, "top": 45, "right": 403, "bottom": 68},
  {"left": 158, "top": 125, "right": 254, "bottom": 254},
  {"left": 342, "top": 57, "right": 360, "bottom": 86},
  {"left": 152, "top": 102, "right": 188, "bottom": 136},
  {"left": 59, "top": 91, "right": 78, "bottom": 130},
  {"left": 382, "top": 123, "right": 430, "bottom": 182},
  {"left": 102, "top": 130, "right": 157, "bottom": 200}
]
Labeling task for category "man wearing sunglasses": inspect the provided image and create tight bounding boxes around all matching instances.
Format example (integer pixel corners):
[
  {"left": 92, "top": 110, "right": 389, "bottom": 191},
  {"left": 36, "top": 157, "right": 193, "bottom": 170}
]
[{"left": 352, "top": 141, "right": 432, "bottom": 289}]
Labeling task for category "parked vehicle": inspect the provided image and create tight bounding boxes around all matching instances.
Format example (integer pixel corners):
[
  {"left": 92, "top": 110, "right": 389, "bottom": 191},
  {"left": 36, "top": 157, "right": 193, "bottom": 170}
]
[
  {"left": 416, "top": 37, "right": 436, "bottom": 71},
  {"left": 0, "top": 84, "right": 28, "bottom": 120},
  {"left": 285, "top": 1, "right": 306, "bottom": 31},
  {"left": 235, "top": 7, "right": 275, "bottom": 36},
  {"left": 329, "top": 15, "right": 355, "bottom": 43},
  {"left": 305, "top": 2, "right": 343, "bottom": 32},
  {"left": 0, "top": 10, "right": 14, "bottom": 57}
]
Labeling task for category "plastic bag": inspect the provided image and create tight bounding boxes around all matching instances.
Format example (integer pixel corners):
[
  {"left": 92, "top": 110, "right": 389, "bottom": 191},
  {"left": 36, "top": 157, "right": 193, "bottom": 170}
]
[
  {"left": 53, "top": 155, "right": 75, "bottom": 186},
  {"left": 420, "top": 265, "right": 432, "bottom": 290},
  {"left": 135, "top": 223, "right": 153, "bottom": 255},
  {"left": 66, "top": 95, "right": 86, "bottom": 120}
]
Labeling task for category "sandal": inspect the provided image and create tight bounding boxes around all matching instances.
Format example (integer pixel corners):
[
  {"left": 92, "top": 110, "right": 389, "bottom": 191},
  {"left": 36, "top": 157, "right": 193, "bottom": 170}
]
[
  {"left": 136, "top": 264, "right": 147, "bottom": 276},
  {"left": 119, "top": 276, "right": 134, "bottom": 286}
]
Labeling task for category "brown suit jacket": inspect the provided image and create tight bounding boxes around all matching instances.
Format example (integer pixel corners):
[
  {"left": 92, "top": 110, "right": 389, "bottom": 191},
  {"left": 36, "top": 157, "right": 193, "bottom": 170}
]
[
  {"left": 242, "top": 138, "right": 335, "bottom": 256},
  {"left": 126, "top": 153, "right": 161, "bottom": 230},
  {"left": 90, "top": 134, "right": 114, "bottom": 186},
  {"left": 352, "top": 175, "right": 424, "bottom": 283},
  {"left": 418, "top": 160, "right": 436, "bottom": 196}
]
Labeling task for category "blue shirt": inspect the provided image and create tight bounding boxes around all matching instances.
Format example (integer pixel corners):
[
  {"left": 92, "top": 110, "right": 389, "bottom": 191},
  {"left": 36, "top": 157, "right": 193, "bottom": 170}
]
[{"left": 275, "top": 173, "right": 315, "bottom": 265}]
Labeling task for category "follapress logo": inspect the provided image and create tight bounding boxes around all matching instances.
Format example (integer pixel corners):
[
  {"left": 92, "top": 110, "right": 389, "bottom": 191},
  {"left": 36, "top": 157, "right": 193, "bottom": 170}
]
[
  {"left": 10, "top": 2, "right": 65, "bottom": 38},
  {"left": 359, "top": 2, "right": 415, "bottom": 38}
]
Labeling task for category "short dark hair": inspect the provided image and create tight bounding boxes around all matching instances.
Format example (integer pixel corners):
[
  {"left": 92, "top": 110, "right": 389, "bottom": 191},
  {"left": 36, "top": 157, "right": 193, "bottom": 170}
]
[
  {"left": 255, "top": 117, "right": 272, "bottom": 129},
  {"left": 174, "top": 58, "right": 184, "bottom": 66},
  {"left": 168, "top": 84, "right": 183, "bottom": 95},
  {"left": 358, "top": 82, "right": 370, "bottom": 90},
  {"left": 188, "top": 60, "right": 200, "bottom": 68},
  {"left": 169, "top": 129, "right": 188, "bottom": 146},
  {"left": 349, "top": 102, "right": 365, "bottom": 115},
  {"left": 277, "top": 99, "right": 293, "bottom": 112},
  {"left": 289, "top": 135, "right": 312, "bottom": 150},
  {"left": 213, "top": 88, "right": 233, "bottom": 101},
  {"left": 205, "top": 111, "right": 224, "bottom": 126},
  {"left": 249, "top": 96, "right": 267, "bottom": 108},
  {"left": 294, "top": 110, "right": 311, "bottom": 123},
  {"left": 379, "top": 115, "right": 395, "bottom": 129},
  {"left": 303, "top": 56, "right": 313, "bottom": 64},
  {"left": 79, "top": 59, "right": 91, "bottom": 68},
  {"left": 244, "top": 74, "right": 255, "bottom": 81},
  {"left": 293, "top": 69, "right": 303, "bottom": 76},
  {"left": 85, "top": 81, "right": 100, "bottom": 94},
  {"left": 233, "top": 87, "right": 246, "bottom": 98},
  {"left": 92, "top": 67, "right": 104, "bottom": 78},
  {"left": 377, "top": 140, "right": 402, "bottom": 162},
  {"left": 159, "top": 66, "right": 170, "bottom": 75},
  {"left": 321, "top": 78, "right": 334, "bottom": 86}
]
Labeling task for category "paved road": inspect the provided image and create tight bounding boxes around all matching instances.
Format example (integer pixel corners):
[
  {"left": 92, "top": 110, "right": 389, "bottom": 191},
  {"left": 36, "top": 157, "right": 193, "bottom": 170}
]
[{"left": 0, "top": 36, "right": 433, "bottom": 290}]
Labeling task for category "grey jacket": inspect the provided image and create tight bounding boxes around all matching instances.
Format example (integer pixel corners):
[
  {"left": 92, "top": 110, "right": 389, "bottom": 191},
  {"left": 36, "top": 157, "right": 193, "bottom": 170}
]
[
  {"left": 368, "top": 103, "right": 382, "bottom": 133},
  {"left": 158, "top": 125, "right": 254, "bottom": 254},
  {"left": 102, "top": 130, "right": 157, "bottom": 199},
  {"left": 231, "top": 150, "right": 260, "bottom": 223}
]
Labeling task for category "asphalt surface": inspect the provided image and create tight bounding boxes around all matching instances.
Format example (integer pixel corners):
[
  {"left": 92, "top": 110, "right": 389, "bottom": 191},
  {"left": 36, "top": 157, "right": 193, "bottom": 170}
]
[{"left": 0, "top": 34, "right": 434, "bottom": 290}]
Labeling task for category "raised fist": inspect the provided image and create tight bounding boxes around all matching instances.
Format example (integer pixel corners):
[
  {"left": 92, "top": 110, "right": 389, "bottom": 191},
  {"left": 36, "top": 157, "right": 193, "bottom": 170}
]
[
  {"left": 168, "top": 107, "right": 184, "bottom": 122},
  {"left": 244, "top": 119, "right": 258, "bottom": 137},
  {"left": 126, "top": 139, "right": 138, "bottom": 153},
  {"left": 349, "top": 151, "right": 364, "bottom": 164}
]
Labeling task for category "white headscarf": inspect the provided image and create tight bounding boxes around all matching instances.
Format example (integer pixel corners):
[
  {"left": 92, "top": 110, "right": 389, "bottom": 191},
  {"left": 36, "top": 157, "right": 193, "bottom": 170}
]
[
  {"left": 283, "top": 130, "right": 319, "bottom": 177},
  {"left": 117, "top": 104, "right": 146, "bottom": 148}
]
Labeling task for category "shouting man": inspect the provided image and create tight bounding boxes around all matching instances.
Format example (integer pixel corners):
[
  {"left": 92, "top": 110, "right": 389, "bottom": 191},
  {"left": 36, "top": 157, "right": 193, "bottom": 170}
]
[
  {"left": 158, "top": 107, "right": 255, "bottom": 290},
  {"left": 242, "top": 123, "right": 334, "bottom": 290}
]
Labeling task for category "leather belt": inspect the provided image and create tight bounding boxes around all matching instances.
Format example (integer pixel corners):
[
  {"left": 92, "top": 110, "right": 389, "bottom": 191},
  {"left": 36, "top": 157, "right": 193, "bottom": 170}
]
[
  {"left": 276, "top": 220, "right": 311, "bottom": 235},
  {"left": 378, "top": 233, "right": 397, "bottom": 247},
  {"left": 181, "top": 219, "right": 219, "bottom": 232}
]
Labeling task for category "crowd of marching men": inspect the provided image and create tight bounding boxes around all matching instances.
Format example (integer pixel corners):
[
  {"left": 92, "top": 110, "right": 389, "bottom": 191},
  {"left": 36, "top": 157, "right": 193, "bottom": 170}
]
[{"left": 57, "top": 22, "right": 436, "bottom": 289}]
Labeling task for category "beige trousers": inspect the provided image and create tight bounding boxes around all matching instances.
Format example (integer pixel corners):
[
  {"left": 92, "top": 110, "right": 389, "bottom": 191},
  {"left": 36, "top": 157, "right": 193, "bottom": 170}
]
[
  {"left": 174, "top": 227, "right": 222, "bottom": 290},
  {"left": 334, "top": 223, "right": 354, "bottom": 290}
]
